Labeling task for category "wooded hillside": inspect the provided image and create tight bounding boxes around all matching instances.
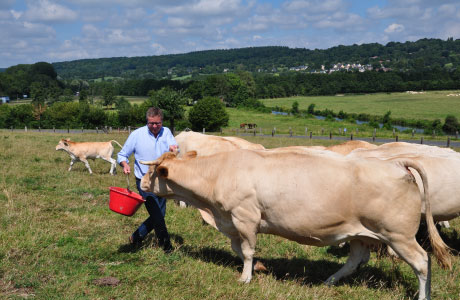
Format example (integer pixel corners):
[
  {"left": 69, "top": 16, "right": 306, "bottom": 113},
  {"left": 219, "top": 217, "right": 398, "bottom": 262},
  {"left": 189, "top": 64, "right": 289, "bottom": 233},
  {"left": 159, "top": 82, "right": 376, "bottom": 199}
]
[{"left": 52, "top": 38, "right": 460, "bottom": 80}]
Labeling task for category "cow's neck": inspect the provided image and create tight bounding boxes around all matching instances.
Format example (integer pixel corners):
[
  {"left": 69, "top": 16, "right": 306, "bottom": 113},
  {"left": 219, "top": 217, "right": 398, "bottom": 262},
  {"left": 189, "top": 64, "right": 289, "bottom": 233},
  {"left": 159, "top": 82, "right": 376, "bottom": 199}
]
[{"left": 167, "top": 157, "right": 219, "bottom": 203}]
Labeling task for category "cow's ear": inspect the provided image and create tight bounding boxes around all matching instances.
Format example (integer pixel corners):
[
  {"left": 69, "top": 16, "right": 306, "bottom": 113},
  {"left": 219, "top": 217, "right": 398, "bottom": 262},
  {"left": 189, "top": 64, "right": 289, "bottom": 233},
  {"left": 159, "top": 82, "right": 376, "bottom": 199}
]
[
  {"left": 63, "top": 140, "right": 69, "bottom": 146},
  {"left": 157, "top": 166, "right": 169, "bottom": 178},
  {"left": 184, "top": 151, "right": 197, "bottom": 159}
]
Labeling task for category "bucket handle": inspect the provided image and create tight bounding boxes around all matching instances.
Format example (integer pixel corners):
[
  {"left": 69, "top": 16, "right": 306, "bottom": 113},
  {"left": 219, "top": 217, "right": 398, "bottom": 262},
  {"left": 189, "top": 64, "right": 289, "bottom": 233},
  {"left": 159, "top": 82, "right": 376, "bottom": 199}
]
[{"left": 126, "top": 174, "right": 131, "bottom": 192}]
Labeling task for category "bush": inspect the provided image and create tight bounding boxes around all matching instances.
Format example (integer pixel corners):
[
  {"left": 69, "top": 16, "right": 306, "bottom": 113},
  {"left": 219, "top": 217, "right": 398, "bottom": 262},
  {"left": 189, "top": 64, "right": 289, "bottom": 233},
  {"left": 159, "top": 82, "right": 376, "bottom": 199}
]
[{"left": 188, "top": 97, "right": 229, "bottom": 132}]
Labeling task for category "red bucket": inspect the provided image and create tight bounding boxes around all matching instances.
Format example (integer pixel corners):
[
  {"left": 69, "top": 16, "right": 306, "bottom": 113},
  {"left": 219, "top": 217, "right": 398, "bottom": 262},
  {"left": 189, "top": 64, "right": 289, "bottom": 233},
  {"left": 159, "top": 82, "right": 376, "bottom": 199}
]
[{"left": 109, "top": 187, "right": 145, "bottom": 216}]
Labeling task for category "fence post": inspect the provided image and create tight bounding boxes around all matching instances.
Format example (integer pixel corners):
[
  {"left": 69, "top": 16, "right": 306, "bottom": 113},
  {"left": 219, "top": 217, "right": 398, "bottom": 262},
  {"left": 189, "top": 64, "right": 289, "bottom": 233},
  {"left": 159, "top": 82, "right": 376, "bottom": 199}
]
[
  {"left": 350, "top": 133, "right": 353, "bottom": 140},
  {"left": 11, "top": 126, "right": 13, "bottom": 132},
  {"left": 456, "top": 131, "right": 459, "bottom": 139},
  {"left": 109, "top": 126, "right": 112, "bottom": 133},
  {"left": 271, "top": 129, "right": 274, "bottom": 137},
  {"left": 396, "top": 135, "right": 398, "bottom": 142},
  {"left": 118, "top": 127, "right": 120, "bottom": 133},
  {"left": 421, "top": 136, "right": 424, "bottom": 144},
  {"left": 221, "top": 128, "right": 223, "bottom": 134},
  {"left": 392, "top": 128, "right": 395, "bottom": 137},
  {"left": 96, "top": 127, "right": 99, "bottom": 134},
  {"left": 432, "top": 130, "right": 435, "bottom": 138},
  {"left": 25, "top": 126, "right": 27, "bottom": 132},
  {"left": 253, "top": 130, "right": 256, "bottom": 137},
  {"left": 203, "top": 128, "right": 205, "bottom": 134},
  {"left": 289, "top": 127, "right": 292, "bottom": 137},
  {"left": 447, "top": 137, "right": 451, "bottom": 147},
  {"left": 128, "top": 126, "right": 131, "bottom": 134},
  {"left": 305, "top": 127, "right": 308, "bottom": 137},
  {"left": 81, "top": 127, "right": 84, "bottom": 133},
  {"left": 373, "top": 128, "right": 376, "bottom": 142},
  {"left": 412, "top": 129, "right": 415, "bottom": 138},
  {"left": 236, "top": 129, "right": 239, "bottom": 135},
  {"left": 321, "top": 128, "right": 324, "bottom": 135},
  {"left": 39, "top": 126, "right": 41, "bottom": 132},
  {"left": 329, "top": 132, "right": 332, "bottom": 139},
  {"left": 309, "top": 131, "right": 312, "bottom": 139}
]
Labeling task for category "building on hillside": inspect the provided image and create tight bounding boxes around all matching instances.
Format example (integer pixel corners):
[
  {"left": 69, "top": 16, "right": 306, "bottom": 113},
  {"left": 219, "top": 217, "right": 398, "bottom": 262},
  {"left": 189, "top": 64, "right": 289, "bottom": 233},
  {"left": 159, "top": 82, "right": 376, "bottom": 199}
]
[{"left": 1, "top": 96, "right": 10, "bottom": 104}]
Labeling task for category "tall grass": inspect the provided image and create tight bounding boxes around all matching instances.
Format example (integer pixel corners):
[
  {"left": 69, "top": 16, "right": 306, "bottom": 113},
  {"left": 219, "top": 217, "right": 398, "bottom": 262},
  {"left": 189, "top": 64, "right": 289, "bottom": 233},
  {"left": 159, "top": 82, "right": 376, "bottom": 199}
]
[{"left": 0, "top": 131, "right": 459, "bottom": 299}]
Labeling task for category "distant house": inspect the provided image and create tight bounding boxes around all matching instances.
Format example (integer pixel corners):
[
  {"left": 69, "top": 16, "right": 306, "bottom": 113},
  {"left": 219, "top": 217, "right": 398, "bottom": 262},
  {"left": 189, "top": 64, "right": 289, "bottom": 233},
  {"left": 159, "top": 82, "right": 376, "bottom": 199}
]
[{"left": 0, "top": 96, "right": 10, "bottom": 104}]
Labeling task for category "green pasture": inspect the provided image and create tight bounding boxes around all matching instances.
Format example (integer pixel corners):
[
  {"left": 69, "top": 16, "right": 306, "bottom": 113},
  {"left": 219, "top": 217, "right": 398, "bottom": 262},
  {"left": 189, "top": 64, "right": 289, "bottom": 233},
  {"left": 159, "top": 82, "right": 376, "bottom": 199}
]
[
  {"left": 261, "top": 90, "right": 460, "bottom": 121},
  {"left": 1, "top": 131, "right": 460, "bottom": 299}
]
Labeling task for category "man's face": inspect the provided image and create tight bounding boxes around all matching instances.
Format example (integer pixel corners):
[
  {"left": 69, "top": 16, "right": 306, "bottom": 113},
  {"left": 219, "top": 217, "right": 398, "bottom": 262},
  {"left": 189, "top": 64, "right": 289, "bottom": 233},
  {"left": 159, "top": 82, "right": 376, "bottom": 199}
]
[{"left": 147, "top": 115, "right": 162, "bottom": 136}]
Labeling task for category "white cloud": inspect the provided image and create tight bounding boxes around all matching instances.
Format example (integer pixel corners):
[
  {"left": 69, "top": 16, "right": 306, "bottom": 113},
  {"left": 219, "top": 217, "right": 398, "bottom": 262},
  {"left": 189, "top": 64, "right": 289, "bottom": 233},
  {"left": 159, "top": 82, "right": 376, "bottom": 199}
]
[
  {"left": 384, "top": 23, "right": 405, "bottom": 34},
  {"left": 23, "top": 0, "right": 78, "bottom": 23}
]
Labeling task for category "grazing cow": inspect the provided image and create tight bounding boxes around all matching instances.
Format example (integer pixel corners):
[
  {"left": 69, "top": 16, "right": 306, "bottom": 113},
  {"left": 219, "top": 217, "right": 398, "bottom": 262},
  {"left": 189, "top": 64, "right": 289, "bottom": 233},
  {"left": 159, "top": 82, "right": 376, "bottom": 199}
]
[
  {"left": 55, "top": 138, "right": 122, "bottom": 175},
  {"left": 240, "top": 123, "right": 247, "bottom": 129},
  {"left": 141, "top": 149, "right": 451, "bottom": 300},
  {"left": 348, "top": 142, "right": 460, "bottom": 222}
]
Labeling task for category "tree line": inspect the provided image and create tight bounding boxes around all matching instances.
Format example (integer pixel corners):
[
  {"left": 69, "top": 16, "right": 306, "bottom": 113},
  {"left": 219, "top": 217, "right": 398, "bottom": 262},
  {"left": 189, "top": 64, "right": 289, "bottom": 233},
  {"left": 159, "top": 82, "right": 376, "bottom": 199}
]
[{"left": 50, "top": 38, "right": 460, "bottom": 80}]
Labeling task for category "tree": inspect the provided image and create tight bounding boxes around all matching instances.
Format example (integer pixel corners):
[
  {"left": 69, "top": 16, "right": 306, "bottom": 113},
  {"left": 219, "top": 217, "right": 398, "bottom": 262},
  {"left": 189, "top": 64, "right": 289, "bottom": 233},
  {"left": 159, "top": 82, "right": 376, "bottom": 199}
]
[
  {"left": 188, "top": 97, "right": 229, "bottom": 132},
  {"left": 291, "top": 101, "right": 299, "bottom": 115},
  {"left": 149, "top": 87, "right": 187, "bottom": 133},
  {"left": 442, "top": 115, "right": 460, "bottom": 134},
  {"left": 103, "top": 86, "right": 116, "bottom": 108},
  {"left": 307, "top": 103, "right": 315, "bottom": 115}
]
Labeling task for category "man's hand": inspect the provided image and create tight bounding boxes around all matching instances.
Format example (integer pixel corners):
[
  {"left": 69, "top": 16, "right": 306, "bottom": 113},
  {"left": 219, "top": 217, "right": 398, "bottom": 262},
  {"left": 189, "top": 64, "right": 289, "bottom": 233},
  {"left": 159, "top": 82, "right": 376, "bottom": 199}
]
[
  {"left": 121, "top": 162, "right": 130, "bottom": 174},
  {"left": 169, "top": 145, "right": 178, "bottom": 153}
]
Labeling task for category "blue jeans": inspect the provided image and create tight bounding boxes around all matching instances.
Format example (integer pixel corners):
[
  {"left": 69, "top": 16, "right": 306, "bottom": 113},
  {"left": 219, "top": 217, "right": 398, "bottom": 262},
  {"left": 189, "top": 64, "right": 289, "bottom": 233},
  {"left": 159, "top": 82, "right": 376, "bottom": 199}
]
[{"left": 131, "top": 178, "right": 170, "bottom": 246}]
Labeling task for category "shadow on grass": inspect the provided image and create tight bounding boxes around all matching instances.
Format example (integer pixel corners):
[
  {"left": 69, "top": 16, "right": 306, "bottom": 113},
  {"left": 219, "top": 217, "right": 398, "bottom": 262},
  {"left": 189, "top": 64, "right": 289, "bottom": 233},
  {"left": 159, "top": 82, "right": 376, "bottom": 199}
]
[{"left": 179, "top": 244, "right": 418, "bottom": 297}]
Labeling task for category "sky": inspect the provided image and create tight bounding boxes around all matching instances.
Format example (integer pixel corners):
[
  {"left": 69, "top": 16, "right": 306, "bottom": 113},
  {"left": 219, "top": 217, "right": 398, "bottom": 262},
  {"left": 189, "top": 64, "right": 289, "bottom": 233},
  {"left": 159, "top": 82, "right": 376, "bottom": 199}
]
[{"left": 1, "top": 0, "right": 460, "bottom": 68}]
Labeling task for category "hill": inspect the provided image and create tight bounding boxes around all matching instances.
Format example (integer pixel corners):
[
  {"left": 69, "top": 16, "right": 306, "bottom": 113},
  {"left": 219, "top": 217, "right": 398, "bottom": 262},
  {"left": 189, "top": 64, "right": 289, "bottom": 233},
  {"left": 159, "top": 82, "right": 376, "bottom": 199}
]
[{"left": 52, "top": 38, "right": 460, "bottom": 80}]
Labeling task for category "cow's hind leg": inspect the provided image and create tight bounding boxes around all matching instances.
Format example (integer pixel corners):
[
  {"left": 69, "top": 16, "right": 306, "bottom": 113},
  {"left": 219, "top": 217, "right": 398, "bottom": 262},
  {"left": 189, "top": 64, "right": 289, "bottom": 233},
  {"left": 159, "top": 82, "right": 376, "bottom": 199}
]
[
  {"left": 325, "top": 239, "right": 370, "bottom": 285},
  {"left": 68, "top": 159, "right": 76, "bottom": 171},
  {"left": 388, "top": 238, "right": 430, "bottom": 300}
]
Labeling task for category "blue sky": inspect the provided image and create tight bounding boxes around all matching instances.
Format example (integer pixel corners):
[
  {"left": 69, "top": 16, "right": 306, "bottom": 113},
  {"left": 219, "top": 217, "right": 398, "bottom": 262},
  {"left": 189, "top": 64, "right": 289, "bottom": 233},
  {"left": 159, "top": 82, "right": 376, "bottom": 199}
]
[{"left": 1, "top": 0, "right": 460, "bottom": 68}]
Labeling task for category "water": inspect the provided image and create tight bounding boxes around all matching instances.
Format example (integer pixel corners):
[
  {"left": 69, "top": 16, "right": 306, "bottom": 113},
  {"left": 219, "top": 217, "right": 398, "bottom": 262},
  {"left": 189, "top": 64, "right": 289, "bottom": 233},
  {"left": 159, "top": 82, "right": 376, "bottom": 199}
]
[{"left": 314, "top": 116, "right": 424, "bottom": 133}]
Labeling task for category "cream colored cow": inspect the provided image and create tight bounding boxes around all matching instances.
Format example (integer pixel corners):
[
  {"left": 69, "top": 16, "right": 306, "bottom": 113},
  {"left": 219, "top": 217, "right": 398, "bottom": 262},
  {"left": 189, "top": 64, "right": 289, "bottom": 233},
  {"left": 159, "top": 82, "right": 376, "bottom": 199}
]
[
  {"left": 55, "top": 138, "right": 122, "bottom": 175},
  {"left": 349, "top": 142, "right": 460, "bottom": 222},
  {"left": 141, "top": 149, "right": 450, "bottom": 300}
]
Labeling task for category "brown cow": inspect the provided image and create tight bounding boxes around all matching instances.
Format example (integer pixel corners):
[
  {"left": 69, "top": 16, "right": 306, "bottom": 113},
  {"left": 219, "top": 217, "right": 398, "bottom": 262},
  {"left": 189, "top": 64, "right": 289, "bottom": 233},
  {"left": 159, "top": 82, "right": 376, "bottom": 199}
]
[{"left": 55, "top": 138, "right": 122, "bottom": 175}]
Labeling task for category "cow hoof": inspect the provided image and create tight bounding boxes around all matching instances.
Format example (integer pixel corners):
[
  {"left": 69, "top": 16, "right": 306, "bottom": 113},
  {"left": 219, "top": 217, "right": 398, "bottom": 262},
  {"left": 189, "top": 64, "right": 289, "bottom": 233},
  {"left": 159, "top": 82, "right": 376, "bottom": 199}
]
[{"left": 238, "top": 276, "right": 252, "bottom": 284}]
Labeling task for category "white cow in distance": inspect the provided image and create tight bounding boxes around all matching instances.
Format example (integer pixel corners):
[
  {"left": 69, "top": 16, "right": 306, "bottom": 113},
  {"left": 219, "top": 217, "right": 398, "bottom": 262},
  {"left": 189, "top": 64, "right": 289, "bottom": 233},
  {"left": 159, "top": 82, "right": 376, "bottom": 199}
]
[
  {"left": 55, "top": 138, "right": 122, "bottom": 175},
  {"left": 141, "top": 149, "right": 451, "bottom": 300}
]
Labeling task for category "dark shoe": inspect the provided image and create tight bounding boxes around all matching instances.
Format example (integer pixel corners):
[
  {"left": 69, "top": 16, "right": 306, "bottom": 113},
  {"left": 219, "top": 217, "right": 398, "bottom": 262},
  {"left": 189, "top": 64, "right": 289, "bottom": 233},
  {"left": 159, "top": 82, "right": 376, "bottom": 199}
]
[
  {"left": 129, "top": 234, "right": 142, "bottom": 247},
  {"left": 161, "top": 240, "right": 173, "bottom": 253}
]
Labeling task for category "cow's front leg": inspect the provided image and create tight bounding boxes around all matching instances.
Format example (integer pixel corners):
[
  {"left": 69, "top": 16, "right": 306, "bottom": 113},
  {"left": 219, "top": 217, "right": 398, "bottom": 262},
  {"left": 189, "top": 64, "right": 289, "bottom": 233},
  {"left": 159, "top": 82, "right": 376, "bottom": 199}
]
[
  {"left": 231, "top": 208, "right": 258, "bottom": 283},
  {"left": 325, "top": 239, "right": 370, "bottom": 285},
  {"left": 68, "top": 159, "right": 75, "bottom": 171},
  {"left": 80, "top": 158, "right": 93, "bottom": 174}
]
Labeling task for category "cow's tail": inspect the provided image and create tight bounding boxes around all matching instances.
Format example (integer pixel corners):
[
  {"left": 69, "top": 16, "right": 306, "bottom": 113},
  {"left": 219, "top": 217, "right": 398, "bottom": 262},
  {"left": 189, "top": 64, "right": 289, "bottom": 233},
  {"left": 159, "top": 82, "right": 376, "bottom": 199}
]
[
  {"left": 110, "top": 140, "right": 123, "bottom": 148},
  {"left": 399, "top": 159, "right": 452, "bottom": 270}
]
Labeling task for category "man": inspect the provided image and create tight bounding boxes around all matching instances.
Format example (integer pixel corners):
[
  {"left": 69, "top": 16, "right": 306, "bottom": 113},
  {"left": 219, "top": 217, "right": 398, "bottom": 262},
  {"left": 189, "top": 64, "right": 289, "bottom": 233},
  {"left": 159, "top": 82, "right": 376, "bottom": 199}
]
[{"left": 117, "top": 107, "right": 178, "bottom": 252}]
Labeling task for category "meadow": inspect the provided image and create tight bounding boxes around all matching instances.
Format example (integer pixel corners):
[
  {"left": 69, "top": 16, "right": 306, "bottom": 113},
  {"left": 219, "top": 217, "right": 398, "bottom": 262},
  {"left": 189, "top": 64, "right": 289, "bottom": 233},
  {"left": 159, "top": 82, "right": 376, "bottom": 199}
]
[
  {"left": 1, "top": 131, "right": 459, "bottom": 300},
  {"left": 261, "top": 90, "right": 460, "bottom": 121}
]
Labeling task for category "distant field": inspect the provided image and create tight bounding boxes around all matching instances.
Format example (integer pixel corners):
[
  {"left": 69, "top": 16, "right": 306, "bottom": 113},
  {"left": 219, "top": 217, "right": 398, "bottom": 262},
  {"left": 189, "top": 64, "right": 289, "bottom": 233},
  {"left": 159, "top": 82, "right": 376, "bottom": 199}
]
[{"left": 261, "top": 90, "right": 460, "bottom": 121}]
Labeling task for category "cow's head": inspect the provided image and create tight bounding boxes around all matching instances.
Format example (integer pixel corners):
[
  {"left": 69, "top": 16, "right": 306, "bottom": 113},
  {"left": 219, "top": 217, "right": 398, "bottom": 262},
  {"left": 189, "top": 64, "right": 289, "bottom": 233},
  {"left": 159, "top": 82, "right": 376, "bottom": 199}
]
[
  {"left": 140, "top": 151, "right": 197, "bottom": 197},
  {"left": 55, "top": 138, "right": 71, "bottom": 151}
]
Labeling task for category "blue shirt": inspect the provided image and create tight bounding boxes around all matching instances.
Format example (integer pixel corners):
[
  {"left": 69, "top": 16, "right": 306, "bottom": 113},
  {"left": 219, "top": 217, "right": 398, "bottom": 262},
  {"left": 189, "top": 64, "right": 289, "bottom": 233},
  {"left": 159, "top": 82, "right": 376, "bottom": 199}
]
[{"left": 117, "top": 126, "right": 177, "bottom": 179}]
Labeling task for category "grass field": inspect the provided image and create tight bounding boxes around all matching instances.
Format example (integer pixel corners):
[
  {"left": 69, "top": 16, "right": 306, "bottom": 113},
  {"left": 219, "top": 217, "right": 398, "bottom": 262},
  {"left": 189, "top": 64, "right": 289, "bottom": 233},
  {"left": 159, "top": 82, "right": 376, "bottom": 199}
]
[
  {"left": 261, "top": 91, "right": 460, "bottom": 121},
  {"left": 1, "top": 131, "right": 459, "bottom": 299}
]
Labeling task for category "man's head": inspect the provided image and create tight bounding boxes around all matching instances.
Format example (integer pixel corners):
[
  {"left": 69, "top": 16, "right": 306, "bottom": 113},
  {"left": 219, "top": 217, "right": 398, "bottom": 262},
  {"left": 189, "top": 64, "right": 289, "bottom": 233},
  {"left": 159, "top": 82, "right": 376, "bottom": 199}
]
[{"left": 146, "top": 107, "right": 163, "bottom": 136}]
